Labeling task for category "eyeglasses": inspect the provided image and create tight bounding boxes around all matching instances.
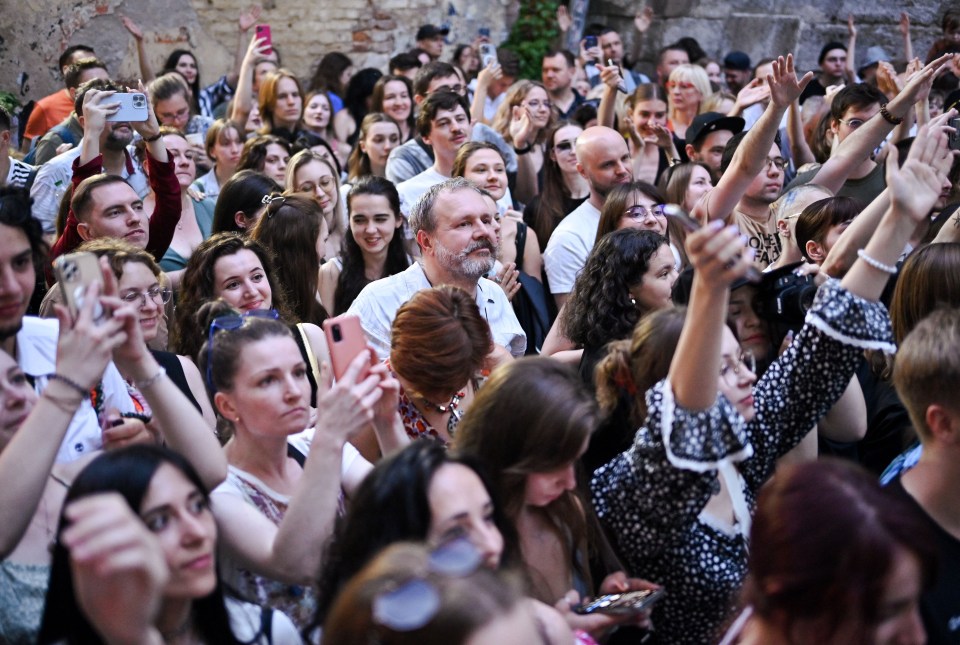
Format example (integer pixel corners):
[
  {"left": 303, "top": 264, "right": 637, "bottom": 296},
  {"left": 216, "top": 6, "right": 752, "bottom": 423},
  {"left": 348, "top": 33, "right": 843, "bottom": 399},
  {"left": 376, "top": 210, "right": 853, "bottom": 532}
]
[
  {"left": 837, "top": 117, "right": 868, "bottom": 129},
  {"left": 554, "top": 140, "right": 575, "bottom": 152},
  {"left": 120, "top": 285, "right": 172, "bottom": 308},
  {"left": 666, "top": 80, "right": 696, "bottom": 90},
  {"left": 720, "top": 350, "right": 756, "bottom": 386},
  {"left": 764, "top": 157, "right": 787, "bottom": 171},
  {"left": 205, "top": 309, "right": 280, "bottom": 393},
  {"left": 524, "top": 99, "right": 552, "bottom": 110},
  {"left": 624, "top": 204, "right": 666, "bottom": 221},
  {"left": 372, "top": 538, "right": 483, "bottom": 632},
  {"left": 433, "top": 84, "right": 465, "bottom": 96}
]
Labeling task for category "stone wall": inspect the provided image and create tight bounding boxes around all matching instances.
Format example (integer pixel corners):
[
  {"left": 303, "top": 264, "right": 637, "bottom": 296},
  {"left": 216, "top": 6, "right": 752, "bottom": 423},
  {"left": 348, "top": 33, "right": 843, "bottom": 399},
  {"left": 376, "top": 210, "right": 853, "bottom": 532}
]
[{"left": 0, "top": 0, "right": 953, "bottom": 105}]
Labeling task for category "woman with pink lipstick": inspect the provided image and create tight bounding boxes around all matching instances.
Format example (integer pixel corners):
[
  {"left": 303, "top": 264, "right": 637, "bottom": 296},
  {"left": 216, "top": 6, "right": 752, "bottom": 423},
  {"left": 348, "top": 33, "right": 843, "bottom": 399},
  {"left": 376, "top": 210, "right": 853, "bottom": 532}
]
[
  {"left": 139, "top": 128, "right": 216, "bottom": 274},
  {"left": 38, "top": 446, "right": 302, "bottom": 644},
  {"left": 173, "top": 233, "right": 330, "bottom": 403},
  {"left": 318, "top": 176, "right": 410, "bottom": 316},
  {"left": 287, "top": 149, "right": 348, "bottom": 262},
  {"left": 346, "top": 113, "right": 402, "bottom": 182},
  {"left": 371, "top": 75, "right": 415, "bottom": 143}
]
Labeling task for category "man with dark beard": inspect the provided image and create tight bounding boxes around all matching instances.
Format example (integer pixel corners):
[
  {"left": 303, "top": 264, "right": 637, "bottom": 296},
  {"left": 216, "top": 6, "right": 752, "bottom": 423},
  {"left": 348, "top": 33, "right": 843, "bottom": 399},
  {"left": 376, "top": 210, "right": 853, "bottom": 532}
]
[
  {"left": 348, "top": 177, "right": 526, "bottom": 359},
  {"left": 30, "top": 79, "right": 152, "bottom": 237}
]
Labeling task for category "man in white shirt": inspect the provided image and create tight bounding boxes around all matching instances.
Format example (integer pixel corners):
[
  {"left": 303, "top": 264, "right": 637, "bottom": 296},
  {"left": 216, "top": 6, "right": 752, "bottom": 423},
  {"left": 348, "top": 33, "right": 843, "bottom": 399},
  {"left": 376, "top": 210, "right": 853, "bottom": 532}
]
[
  {"left": 396, "top": 91, "right": 512, "bottom": 218},
  {"left": 30, "top": 78, "right": 149, "bottom": 235},
  {"left": 349, "top": 177, "right": 526, "bottom": 359},
  {"left": 542, "top": 126, "right": 633, "bottom": 307}
]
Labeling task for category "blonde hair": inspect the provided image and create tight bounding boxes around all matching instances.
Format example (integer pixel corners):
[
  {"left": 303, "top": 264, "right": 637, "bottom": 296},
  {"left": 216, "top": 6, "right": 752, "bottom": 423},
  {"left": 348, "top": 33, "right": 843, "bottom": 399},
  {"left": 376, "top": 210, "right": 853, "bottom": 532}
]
[
  {"left": 491, "top": 80, "right": 555, "bottom": 146},
  {"left": 893, "top": 307, "right": 960, "bottom": 439},
  {"left": 668, "top": 64, "right": 713, "bottom": 118}
]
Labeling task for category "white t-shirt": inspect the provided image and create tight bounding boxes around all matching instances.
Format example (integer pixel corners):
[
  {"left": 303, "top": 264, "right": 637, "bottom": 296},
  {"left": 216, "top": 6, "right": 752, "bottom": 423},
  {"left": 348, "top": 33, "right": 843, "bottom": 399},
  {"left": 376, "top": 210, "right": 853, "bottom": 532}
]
[
  {"left": 542, "top": 199, "right": 601, "bottom": 294},
  {"left": 225, "top": 597, "right": 301, "bottom": 644}
]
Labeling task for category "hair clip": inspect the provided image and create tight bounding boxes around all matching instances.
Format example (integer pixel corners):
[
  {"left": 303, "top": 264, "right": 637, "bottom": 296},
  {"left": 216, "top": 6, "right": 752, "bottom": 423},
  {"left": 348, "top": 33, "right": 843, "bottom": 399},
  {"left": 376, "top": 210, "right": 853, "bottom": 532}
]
[{"left": 261, "top": 193, "right": 285, "bottom": 206}]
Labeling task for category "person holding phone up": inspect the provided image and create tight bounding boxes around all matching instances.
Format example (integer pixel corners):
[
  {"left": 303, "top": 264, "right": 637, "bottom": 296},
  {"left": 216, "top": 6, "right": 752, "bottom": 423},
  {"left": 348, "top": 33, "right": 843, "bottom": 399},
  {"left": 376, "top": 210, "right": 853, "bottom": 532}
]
[{"left": 47, "top": 78, "right": 182, "bottom": 269}]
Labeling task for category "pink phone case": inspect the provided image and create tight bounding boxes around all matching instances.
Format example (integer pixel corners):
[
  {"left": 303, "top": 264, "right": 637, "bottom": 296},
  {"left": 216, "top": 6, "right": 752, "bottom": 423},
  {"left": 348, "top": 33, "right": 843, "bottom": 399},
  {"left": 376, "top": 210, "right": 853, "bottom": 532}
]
[
  {"left": 323, "top": 315, "right": 370, "bottom": 380},
  {"left": 255, "top": 24, "right": 273, "bottom": 55}
]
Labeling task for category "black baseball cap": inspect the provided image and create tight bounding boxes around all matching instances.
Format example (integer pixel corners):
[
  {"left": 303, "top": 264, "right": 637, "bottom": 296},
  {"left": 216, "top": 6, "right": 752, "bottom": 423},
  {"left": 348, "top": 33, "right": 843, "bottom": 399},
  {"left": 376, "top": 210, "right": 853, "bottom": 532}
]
[
  {"left": 416, "top": 24, "right": 450, "bottom": 40},
  {"left": 685, "top": 112, "right": 745, "bottom": 146},
  {"left": 723, "top": 51, "right": 751, "bottom": 71}
]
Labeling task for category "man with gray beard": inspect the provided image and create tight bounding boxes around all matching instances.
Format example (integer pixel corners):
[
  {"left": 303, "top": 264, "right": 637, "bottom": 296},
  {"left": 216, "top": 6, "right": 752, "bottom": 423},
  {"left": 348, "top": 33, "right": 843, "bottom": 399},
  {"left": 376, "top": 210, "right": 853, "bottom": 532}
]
[
  {"left": 348, "top": 177, "right": 526, "bottom": 360},
  {"left": 30, "top": 78, "right": 151, "bottom": 236}
]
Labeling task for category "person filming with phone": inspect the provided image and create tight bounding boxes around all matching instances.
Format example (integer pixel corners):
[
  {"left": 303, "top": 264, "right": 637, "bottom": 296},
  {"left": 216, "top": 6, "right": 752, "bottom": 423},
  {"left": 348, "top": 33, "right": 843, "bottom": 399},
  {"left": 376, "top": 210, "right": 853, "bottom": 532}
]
[{"left": 46, "top": 79, "right": 182, "bottom": 267}]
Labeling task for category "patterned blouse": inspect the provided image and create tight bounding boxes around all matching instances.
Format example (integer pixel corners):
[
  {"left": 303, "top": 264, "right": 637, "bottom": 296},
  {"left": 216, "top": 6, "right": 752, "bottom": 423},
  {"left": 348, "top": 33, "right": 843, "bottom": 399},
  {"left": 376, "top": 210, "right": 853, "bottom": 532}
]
[{"left": 591, "top": 280, "right": 894, "bottom": 645}]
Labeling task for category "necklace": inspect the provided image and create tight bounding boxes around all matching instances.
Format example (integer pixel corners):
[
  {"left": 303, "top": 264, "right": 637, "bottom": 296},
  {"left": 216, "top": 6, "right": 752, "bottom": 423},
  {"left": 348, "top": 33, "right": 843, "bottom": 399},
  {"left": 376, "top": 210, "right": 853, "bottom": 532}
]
[{"left": 416, "top": 390, "right": 466, "bottom": 437}]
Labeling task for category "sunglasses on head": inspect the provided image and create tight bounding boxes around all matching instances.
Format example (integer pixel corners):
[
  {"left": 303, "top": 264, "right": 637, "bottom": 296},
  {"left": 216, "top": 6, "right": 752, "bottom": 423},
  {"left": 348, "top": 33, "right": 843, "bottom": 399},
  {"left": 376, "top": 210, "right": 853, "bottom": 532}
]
[{"left": 205, "top": 309, "right": 281, "bottom": 393}]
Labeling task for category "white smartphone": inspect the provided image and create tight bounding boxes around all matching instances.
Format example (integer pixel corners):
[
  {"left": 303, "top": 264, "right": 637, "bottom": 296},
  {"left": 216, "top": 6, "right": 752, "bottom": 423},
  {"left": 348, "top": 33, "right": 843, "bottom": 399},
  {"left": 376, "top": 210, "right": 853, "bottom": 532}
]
[
  {"left": 105, "top": 92, "right": 149, "bottom": 122},
  {"left": 479, "top": 43, "right": 497, "bottom": 68}
]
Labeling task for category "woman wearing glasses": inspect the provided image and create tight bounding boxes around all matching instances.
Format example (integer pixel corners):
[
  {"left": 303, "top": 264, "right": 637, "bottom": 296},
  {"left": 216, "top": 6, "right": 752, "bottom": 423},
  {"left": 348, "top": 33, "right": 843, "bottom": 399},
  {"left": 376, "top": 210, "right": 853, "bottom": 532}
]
[
  {"left": 286, "top": 149, "right": 348, "bottom": 262},
  {"left": 524, "top": 121, "right": 589, "bottom": 255},
  {"left": 588, "top": 135, "right": 923, "bottom": 640},
  {"left": 76, "top": 238, "right": 217, "bottom": 430},
  {"left": 492, "top": 81, "right": 557, "bottom": 200},
  {"left": 665, "top": 64, "right": 713, "bottom": 140}
]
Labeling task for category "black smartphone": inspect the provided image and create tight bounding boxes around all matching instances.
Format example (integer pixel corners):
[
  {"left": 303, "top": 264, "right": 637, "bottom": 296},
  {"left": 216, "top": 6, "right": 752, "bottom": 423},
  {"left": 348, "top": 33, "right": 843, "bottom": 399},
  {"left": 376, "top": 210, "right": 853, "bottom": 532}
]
[
  {"left": 575, "top": 589, "right": 665, "bottom": 616},
  {"left": 584, "top": 35, "right": 598, "bottom": 49},
  {"left": 949, "top": 116, "right": 960, "bottom": 150}
]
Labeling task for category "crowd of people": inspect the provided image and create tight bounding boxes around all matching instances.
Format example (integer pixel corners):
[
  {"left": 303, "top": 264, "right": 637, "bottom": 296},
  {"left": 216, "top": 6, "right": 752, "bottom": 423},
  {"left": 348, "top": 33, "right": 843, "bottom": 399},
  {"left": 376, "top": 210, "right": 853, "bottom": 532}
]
[{"left": 2, "top": 4, "right": 960, "bottom": 643}]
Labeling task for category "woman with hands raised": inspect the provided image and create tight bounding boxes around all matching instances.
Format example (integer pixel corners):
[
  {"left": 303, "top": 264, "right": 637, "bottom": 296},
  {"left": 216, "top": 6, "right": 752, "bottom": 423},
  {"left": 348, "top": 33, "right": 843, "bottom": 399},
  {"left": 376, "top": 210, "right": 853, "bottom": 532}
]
[
  {"left": 0, "top": 260, "right": 228, "bottom": 643},
  {"left": 591, "top": 162, "right": 905, "bottom": 641},
  {"left": 198, "top": 300, "right": 404, "bottom": 628}
]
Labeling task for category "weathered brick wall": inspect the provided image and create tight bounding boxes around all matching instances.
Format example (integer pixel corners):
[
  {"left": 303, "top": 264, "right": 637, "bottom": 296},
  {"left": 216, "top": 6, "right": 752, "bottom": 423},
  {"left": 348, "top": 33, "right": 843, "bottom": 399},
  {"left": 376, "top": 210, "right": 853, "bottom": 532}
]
[{"left": 0, "top": 0, "right": 952, "bottom": 106}]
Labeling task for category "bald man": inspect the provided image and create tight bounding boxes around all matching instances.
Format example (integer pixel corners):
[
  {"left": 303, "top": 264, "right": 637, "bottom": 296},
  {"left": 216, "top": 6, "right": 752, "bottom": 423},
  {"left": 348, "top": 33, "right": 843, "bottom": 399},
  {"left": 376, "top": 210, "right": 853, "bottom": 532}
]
[{"left": 543, "top": 126, "right": 633, "bottom": 307}]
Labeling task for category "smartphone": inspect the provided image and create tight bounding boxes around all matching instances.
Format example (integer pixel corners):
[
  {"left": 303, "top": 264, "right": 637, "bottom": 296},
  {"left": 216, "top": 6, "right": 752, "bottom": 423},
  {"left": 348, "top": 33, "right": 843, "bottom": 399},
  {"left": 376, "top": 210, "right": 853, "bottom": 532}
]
[
  {"left": 323, "top": 314, "right": 370, "bottom": 380},
  {"left": 53, "top": 252, "right": 106, "bottom": 322},
  {"left": 949, "top": 116, "right": 960, "bottom": 150},
  {"left": 255, "top": 24, "right": 273, "bottom": 55},
  {"left": 584, "top": 35, "right": 598, "bottom": 49},
  {"left": 575, "top": 589, "right": 665, "bottom": 616},
  {"left": 478, "top": 27, "right": 490, "bottom": 38},
  {"left": 104, "top": 93, "right": 148, "bottom": 122},
  {"left": 185, "top": 132, "right": 205, "bottom": 147},
  {"left": 479, "top": 43, "right": 497, "bottom": 68}
]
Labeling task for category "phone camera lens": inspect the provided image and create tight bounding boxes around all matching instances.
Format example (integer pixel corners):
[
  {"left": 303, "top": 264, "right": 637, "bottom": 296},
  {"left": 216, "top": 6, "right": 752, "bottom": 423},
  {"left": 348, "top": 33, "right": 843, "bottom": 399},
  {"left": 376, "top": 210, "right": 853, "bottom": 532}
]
[{"left": 331, "top": 325, "right": 342, "bottom": 342}]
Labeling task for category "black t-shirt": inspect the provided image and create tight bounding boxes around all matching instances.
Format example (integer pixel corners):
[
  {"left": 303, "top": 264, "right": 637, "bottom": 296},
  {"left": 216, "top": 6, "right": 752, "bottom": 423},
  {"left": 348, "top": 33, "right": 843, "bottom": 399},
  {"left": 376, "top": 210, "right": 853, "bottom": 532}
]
[{"left": 886, "top": 477, "right": 960, "bottom": 644}]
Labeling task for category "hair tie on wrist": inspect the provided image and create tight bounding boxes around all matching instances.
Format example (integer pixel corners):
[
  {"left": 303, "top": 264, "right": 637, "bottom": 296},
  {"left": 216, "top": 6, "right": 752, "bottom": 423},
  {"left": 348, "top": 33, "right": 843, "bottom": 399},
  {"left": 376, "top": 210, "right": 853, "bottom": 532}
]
[
  {"left": 143, "top": 132, "right": 162, "bottom": 143},
  {"left": 47, "top": 374, "right": 90, "bottom": 399}
]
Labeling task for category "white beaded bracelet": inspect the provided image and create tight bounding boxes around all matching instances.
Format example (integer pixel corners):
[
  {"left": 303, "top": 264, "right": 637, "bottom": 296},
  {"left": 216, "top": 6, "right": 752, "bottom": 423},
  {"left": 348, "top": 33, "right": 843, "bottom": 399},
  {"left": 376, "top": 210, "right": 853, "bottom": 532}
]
[{"left": 857, "top": 249, "right": 897, "bottom": 274}]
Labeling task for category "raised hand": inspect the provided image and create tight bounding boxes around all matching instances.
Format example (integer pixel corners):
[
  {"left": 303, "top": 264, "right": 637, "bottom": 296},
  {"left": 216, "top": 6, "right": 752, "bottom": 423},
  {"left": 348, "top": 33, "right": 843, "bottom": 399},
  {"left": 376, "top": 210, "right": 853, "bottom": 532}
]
[
  {"left": 734, "top": 78, "right": 770, "bottom": 110},
  {"left": 316, "top": 350, "right": 383, "bottom": 442},
  {"left": 885, "top": 110, "right": 957, "bottom": 222},
  {"left": 765, "top": 54, "right": 814, "bottom": 108},
  {"left": 685, "top": 220, "right": 756, "bottom": 291},
  {"left": 899, "top": 12, "right": 911, "bottom": 37},
  {"left": 119, "top": 15, "right": 144, "bottom": 41},
  {"left": 875, "top": 61, "right": 902, "bottom": 98},
  {"left": 63, "top": 494, "right": 168, "bottom": 645},
  {"left": 649, "top": 122, "right": 674, "bottom": 149},
  {"left": 81, "top": 89, "right": 121, "bottom": 136},
  {"left": 556, "top": 5, "right": 572, "bottom": 33},
  {"left": 847, "top": 14, "right": 857, "bottom": 39},
  {"left": 509, "top": 105, "right": 536, "bottom": 149},
  {"left": 495, "top": 261, "right": 521, "bottom": 301},
  {"left": 634, "top": 6, "right": 654, "bottom": 33},
  {"left": 238, "top": 4, "right": 262, "bottom": 32},
  {"left": 130, "top": 79, "right": 161, "bottom": 141},
  {"left": 597, "top": 61, "right": 623, "bottom": 91},
  {"left": 900, "top": 54, "right": 954, "bottom": 106}
]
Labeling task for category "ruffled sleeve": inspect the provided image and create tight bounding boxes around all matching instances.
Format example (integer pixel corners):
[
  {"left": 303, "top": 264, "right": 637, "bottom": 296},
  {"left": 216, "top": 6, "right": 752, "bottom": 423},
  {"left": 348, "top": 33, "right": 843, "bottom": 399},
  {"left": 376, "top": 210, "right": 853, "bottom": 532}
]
[{"left": 590, "top": 379, "right": 747, "bottom": 571}]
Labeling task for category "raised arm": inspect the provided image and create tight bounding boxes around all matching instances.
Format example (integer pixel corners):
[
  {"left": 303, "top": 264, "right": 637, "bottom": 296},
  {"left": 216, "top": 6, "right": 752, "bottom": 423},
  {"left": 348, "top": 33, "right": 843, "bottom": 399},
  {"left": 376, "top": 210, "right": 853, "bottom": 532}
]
[
  {"left": 509, "top": 106, "right": 540, "bottom": 204},
  {"left": 214, "top": 351, "right": 382, "bottom": 584},
  {"left": 900, "top": 12, "right": 914, "bottom": 67},
  {"left": 0, "top": 282, "right": 127, "bottom": 558},
  {"left": 120, "top": 16, "right": 155, "bottom": 83},
  {"left": 787, "top": 98, "right": 816, "bottom": 166},
  {"left": 810, "top": 54, "right": 950, "bottom": 194},
  {"left": 595, "top": 61, "right": 621, "bottom": 129},
  {"left": 229, "top": 5, "right": 262, "bottom": 89},
  {"left": 694, "top": 55, "right": 812, "bottom": 223},
  {"left": 229, "top": 34, "right": 269, "bottom": 128},
  {"left": 845, "top": 15, "right": 858, "bottom": 84},
  {"left": 471, "top": 62, "right": 501, "bottom": 126},
  {"left": 840, "top": 114, "right": 957, "bottom": 301}
]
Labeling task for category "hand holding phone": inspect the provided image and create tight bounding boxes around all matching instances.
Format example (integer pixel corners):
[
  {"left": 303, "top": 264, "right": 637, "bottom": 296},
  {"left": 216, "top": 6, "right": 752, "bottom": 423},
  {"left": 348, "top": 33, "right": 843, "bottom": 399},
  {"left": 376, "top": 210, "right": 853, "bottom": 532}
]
[
  {"left": 479, "top": 43, "right": 497, "bottom": 68},
  {"left": 255, "top": 24, "right": 273, "bottom": 55},
  {"left": 575, "top": 589, "right": 665, "bottom": 615},
  {"left": 104, "top": 93, "right": 149, "bottom": 122},
  {"left": 323, "top": 315, "right": 372, "bottom": 381},
  {"left": 54, "top": 252, "right": 107, "bottom": 323}
]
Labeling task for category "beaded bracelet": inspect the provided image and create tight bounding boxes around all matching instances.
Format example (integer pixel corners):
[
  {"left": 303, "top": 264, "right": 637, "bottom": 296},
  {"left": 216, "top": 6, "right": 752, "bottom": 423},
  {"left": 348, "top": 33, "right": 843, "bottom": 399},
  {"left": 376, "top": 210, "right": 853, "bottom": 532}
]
[
  {"left": 879, "top": 103, "right": 903, "bottom": 126},
  {"left": 47, "top": 373, "right": 89, "bottom": 399},
  {"left": 857, "top": 249, "right": 897, "bottom": 274},
  {"left": 135, "top": 366, "right": 167, "bottom": 390}
]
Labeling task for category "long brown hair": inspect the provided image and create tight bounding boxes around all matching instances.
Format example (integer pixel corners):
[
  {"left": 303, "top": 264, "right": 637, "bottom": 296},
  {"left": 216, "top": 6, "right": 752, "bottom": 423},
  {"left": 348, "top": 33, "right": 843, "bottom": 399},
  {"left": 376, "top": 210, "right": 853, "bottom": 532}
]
[
  {"left": 530, "top": 121, "right": 582, "bottom": 252},
  {"left": 453, "top": 358, "right": 602, "bottom": 603}
]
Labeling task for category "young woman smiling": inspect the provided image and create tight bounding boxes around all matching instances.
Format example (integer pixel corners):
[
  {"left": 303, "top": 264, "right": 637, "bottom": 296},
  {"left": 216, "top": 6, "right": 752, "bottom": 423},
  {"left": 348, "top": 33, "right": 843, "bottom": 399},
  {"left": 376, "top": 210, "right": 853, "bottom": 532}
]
[
  {"left": 346, "top": 113, "right": 402, "bottom": 182},
  {"left": 371, "top": 74, "right": 415, "bottom": 143},
  {"left": 318, "top": 176, "right": 410, "bottom": 315}
]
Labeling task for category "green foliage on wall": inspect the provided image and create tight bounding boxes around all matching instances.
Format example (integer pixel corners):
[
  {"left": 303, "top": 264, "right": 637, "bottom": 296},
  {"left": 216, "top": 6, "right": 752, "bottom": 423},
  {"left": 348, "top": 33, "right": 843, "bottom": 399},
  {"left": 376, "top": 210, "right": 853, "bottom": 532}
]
[{"left": 502, "top": 0, "right": 561, "bottom": 80}]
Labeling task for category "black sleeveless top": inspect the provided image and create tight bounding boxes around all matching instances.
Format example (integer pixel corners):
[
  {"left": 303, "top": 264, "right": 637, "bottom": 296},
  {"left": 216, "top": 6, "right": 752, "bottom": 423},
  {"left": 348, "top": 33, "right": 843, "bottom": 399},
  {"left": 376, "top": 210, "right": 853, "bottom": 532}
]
[{"left": 151, "top": 350, "right": 202, "bottom": 412}]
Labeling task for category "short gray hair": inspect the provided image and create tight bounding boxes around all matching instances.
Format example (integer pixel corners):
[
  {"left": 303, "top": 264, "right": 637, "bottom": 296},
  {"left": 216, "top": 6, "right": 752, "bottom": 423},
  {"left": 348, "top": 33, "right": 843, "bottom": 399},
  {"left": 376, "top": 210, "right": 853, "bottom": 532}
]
[{"left": 409, "top": 177, "right": 484, "bottom": 235}]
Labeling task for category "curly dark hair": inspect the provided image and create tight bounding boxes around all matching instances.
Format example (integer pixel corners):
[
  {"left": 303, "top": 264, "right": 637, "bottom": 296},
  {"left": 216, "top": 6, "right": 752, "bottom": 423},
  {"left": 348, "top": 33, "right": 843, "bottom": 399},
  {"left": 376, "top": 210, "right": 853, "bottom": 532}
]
[{"left": 560, "top": 228, "right": 669, "bottom": 351}]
